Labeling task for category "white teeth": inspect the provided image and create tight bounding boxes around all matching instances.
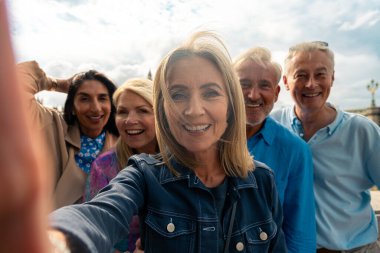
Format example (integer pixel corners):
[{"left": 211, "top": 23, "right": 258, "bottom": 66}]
[
  {"left": 245, "top": 101, "right": 262, "bottom": 107},
  {"left": 89, "top": 115, "right": 102, "bottom": 120},
  {"left": 184, "top": 124, "right": 209, "bottom": 131},
  {"left": 246, "top": 103, "right": 261, "bottom": 108},
  {"left": 303, "top": 93, "right": 319, "bottom": 97},
  {"left": 127, "top": 129, "right": 144, "bottom": 135}
]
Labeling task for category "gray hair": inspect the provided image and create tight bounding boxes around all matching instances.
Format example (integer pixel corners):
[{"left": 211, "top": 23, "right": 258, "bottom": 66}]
[
  {"left": 234, "top": 46, "right": 282, "bottom": 84},
  {"left": 284, "top": 41, "right": 334, "bottom": 74}
]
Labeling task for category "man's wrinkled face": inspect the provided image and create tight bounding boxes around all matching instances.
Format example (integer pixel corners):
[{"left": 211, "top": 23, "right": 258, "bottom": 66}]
[
  {"left": 284, "top": 50, "right": 334, "bottom": 113},
  {"left": 236, "top": 60, "right": 280, "bottom": 137}
]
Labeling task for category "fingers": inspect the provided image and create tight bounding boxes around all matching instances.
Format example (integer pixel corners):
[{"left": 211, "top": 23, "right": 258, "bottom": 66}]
[{"left": 133, "top": 238, "right": 144, "bottom": 253}]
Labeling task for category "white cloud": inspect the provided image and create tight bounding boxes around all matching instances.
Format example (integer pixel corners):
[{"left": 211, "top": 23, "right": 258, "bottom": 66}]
[
  {"left": 331, "top": 52, "right": 380, "bottom": 109},
  {"left": 339, "top": 10, "right": 380, "bottom": 31},
  {"left": 7, "top": 0, "right": 380, "bottom": 110}
]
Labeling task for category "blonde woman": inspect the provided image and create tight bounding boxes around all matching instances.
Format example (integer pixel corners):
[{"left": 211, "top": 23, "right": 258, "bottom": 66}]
[
  {"left": 83, "top": 78, "right": 158, "bottom": 253},
  {"left": 49, "top": 31, "right": 285, "bottom": 253}
]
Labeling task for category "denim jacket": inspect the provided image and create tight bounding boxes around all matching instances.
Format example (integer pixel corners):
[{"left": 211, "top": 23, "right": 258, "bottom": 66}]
[{"left": 51, "top": 154, "right": 287, "bottom": 253}]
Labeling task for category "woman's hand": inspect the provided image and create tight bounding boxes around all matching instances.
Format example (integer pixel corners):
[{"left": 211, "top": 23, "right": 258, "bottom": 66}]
[
  {"left": 133, "top": 238, "right": 144, "bottom": 253},
  {"left": 53, "top": 76, "right": 75, "bottom": 93}
]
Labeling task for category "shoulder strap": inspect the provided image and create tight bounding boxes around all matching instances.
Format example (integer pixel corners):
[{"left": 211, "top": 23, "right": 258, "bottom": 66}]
[{"left": 224, "top": 201, "right": 237, "bottom": 253}]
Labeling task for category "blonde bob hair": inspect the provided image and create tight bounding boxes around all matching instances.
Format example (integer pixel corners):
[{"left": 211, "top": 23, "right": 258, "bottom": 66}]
[
  {"left": 112, "top": 78, "right": 155, "bottom": 169},
  {"left": 234, "top": 47, "right": 282, "bottom": 84},
  {"left": 154, "top": 31, "right": 254, "bottom": 177}
]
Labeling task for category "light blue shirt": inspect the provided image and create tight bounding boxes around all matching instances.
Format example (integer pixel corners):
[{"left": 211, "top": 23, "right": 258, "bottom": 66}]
[
  {"left": 247, "top": 116, "right": 316, "bottom": 253},
  {"left": 271, "top": 105, "right": 380, "bottom": 250}
]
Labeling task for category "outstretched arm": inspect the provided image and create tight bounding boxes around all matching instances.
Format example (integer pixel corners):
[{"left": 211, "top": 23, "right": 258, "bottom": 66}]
[{"left": 50, "top": 163, "right": 147, "bottom": 252}]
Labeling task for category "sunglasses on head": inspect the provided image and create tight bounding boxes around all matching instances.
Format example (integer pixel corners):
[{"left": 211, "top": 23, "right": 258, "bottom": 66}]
[
  {"left": 289, "top": 41, "right": 329, "bottom": 52},
  {"left": 312, "top": 41, "right": 328, "bottom": 47}
]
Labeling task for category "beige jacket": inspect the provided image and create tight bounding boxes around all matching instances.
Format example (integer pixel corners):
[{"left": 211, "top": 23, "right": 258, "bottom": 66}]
[{"left": 17, "top": 61, "right": 117, "bottom": 209}]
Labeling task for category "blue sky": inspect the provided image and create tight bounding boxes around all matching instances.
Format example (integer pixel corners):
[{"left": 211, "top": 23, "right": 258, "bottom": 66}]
[{"left": 6, "top": 0, "right": 380, "bottom": 110}]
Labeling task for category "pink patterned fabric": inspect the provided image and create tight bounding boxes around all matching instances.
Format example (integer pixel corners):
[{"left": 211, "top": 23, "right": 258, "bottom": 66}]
[
  {"left": 84, "top": 149, "right": 119, "bottom": 201},
  {"left": 84, "top": 149, "right": 139, "bottom": 252}
]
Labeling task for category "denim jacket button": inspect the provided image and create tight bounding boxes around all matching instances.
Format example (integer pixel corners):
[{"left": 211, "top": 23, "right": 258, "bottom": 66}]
[
  {"left": 260, "top": 231, "right": 268, "bottom": 241},
  {"left": 167, "top": 222, "right": 175, "bottom": 233},
  {"left": 236, "top": 242, "right": 244, "bottom": 251}
]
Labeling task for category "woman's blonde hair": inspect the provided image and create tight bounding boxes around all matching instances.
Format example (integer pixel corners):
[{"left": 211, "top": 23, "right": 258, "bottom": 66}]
[
  {"left": 154, "top": 31, "right": 254, "bottom": 177},
  {"left": 112, "top": 78, "right": 155, "bottom": 169}
]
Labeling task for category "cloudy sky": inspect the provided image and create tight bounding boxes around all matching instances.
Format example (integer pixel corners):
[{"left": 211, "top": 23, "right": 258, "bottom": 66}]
[{"left": 6, "top": 0, "right": 380, "bottom": 110}]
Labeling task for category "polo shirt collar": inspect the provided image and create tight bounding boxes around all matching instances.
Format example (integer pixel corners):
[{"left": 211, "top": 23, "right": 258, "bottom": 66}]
[
  {"left": 256, "top": 117, "right": 276, "bottom": 146},
  {"left": 325, "top": 104, "right": 344, "bottom": 136},
  {"left": 290, "top": 103, "right": 344, "bottom": 136}
]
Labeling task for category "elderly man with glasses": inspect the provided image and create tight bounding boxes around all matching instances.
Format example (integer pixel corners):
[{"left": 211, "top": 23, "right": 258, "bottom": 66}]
[{"left": 272, "top": 41, "right": 380, "bottom": 253}]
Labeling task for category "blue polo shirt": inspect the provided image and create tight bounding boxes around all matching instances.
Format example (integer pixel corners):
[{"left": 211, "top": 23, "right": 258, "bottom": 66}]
[
  {"left": 271, "top": 105, "right": 380, "bottom": 250},
  {"left": 247, "top": 116, "right": 316, "bottom": 253}
]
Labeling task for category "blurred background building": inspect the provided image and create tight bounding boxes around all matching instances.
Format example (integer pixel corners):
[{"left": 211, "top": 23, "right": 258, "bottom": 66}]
[{"left": 347, "top": 79, "right": 380, "bottom": 126}]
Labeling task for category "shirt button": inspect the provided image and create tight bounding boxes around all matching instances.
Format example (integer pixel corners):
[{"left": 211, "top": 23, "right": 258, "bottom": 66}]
[
  {"left": 236, "top": 242, "right": 244, "bottom": 251},
  {"left": 260, "top": 231, "right": 268, "bottom": 241},
  {"left": 167, "top": 222, "right": 175, "bottom": 233}
]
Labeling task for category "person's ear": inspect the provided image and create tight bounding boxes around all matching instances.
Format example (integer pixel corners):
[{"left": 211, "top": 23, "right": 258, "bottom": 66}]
[
  {"left": 274, "top": 85, "right": 281, "bottom": 102},
  {"left": 283, "top": 75, "right": 290, "bottom": 90}
]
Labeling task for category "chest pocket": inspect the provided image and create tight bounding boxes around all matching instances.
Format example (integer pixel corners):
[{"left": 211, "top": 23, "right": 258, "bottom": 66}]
[
  {"left": 144, "top": 211, "right": 197, "bottom": 253},
  {"left": 229, "top": 219, "right": 277, "bottom": 252}
]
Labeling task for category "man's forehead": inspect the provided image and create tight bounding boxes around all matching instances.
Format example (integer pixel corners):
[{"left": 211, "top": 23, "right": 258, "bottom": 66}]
[
  {"left": 237, "top": 67, "right": 278, "bottom": 86},
  {"left": 289, "top": 51, "right": 333, "bottom": 70}
]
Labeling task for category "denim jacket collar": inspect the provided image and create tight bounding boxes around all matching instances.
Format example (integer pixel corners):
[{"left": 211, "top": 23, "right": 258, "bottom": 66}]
[{"left": 156, "top": 157, "right": 258, "bottom": 202}]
